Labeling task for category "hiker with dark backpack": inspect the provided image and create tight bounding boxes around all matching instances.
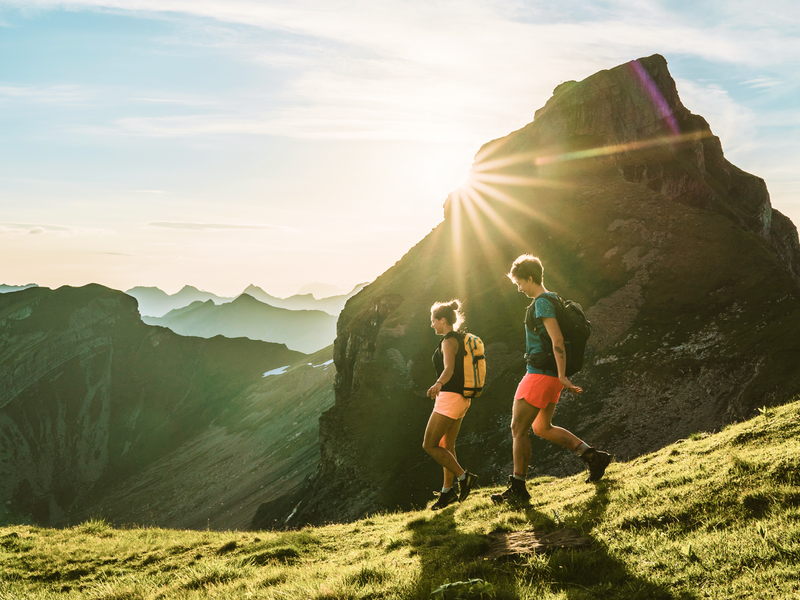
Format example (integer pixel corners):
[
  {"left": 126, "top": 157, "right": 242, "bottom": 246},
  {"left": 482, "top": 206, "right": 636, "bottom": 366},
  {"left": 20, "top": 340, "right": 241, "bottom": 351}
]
[
  {"left": 424, "top": 299, "right": 479, "bottom": 510},
  {"left": 492, "top": 255, "right": 610, "bottom": 504}
]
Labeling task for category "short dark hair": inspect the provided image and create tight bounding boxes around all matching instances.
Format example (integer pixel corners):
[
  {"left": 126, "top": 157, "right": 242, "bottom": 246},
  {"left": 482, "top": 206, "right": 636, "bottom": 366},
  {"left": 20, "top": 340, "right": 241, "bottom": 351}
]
[
  {"left": 430, "top": 299, "right": 464, "bottom": 328},
  {"left": 508, "top": 254, "right": 544, "bottom": 285}
]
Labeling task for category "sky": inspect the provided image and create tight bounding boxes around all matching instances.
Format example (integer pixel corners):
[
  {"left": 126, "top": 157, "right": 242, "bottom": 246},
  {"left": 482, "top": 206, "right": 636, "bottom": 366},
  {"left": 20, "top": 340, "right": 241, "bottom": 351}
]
[{"left": 1, "top": 1, "right": 798, "bottom": 298}]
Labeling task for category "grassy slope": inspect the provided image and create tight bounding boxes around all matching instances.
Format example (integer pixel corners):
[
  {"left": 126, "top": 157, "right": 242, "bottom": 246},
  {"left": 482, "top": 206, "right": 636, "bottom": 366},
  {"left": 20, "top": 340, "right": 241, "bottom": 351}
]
[{"left": 2, "top": 396, "right": 800, "bottom": 599}]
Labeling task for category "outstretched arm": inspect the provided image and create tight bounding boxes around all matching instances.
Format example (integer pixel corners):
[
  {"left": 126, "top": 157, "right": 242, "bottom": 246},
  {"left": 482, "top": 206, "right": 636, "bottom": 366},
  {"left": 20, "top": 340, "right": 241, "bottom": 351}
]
[{"left": 542, "top": 317, "right": 583, "bottom": 394}]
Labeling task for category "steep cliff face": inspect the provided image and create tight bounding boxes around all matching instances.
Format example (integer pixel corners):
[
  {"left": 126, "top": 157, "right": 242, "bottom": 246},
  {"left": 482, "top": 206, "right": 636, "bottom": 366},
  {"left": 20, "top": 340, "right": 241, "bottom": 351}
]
[
  {"left": 286, "top": 54, "right": 800, "bottom": 527},
  {"left": 0, "top": 285, "right": 308, "bottom": 526}
]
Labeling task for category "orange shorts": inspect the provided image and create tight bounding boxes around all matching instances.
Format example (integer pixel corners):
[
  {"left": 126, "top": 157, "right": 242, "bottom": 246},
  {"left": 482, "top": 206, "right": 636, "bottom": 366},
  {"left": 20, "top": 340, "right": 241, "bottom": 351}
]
[
  {"left": 433, "top": 391, "right": 471, "bottom": 420},
  {"left": 514, "top": 373, "right": 563, "bottom": 409}
]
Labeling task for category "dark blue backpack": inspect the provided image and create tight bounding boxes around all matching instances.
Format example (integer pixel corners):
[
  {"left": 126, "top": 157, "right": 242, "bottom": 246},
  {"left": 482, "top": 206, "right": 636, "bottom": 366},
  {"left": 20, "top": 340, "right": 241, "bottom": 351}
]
[{"left": 525, "top": 294, "right": 591, "bottom": 377}]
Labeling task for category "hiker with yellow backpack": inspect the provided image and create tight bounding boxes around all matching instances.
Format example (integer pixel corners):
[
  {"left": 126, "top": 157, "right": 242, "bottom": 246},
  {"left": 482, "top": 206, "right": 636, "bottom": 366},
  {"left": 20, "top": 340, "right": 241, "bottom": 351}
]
[{"left": 424, "top": 299, "right": 485, "bottom": 510}]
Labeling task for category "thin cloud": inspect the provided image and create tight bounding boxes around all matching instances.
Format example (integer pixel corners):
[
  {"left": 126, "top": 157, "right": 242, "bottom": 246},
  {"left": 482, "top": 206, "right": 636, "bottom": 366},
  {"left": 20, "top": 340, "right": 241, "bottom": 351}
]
[
  {"left": 147, "top": 221, "right": 288, "bottom": 231},
  {"left": 133, "top": 94, "right": 218, "bottom": 107},
  {"left": 743, "top": 78, "right": 783, "bottom": 89},
  {"left": 96, "top": 251, "right": 174, "bottom": 258},
  {"left": 0, "top": 84, "right": 94, "bottom": 104},
  {"left": 0, "top": 223, "right": 114, "bottom": 235},
  {"left": 675, "top": 78, "right": 759, "bottom": 154}
]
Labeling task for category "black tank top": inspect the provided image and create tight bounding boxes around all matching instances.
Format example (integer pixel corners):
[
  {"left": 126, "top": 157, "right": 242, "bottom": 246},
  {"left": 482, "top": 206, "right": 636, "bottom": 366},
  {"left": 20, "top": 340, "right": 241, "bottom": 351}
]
[{"left": 432, "top": 331, "right": 465, "bottom": 394}]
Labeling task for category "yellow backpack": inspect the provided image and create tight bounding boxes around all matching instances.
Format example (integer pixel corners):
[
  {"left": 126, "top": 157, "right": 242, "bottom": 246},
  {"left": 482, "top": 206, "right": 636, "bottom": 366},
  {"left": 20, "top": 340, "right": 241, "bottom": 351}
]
[{"left": 462, "top": 332, "right": 486, "bottom": 398}]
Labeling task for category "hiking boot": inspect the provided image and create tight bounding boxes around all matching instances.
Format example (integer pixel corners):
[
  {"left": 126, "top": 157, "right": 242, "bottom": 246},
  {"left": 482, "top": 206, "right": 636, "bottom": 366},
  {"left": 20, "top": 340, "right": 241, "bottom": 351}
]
[
  {"left": 490, "top": 475, "right": 530, "bottom": 504},
  {"left": 458, "top": 472, "right": 478, "bottom": 502},
  {"left": 582, "top": 448, "right": 611, "bottom": 483},
  {"left": 431, "top": 487, "right": 459, "bottom": 510}
]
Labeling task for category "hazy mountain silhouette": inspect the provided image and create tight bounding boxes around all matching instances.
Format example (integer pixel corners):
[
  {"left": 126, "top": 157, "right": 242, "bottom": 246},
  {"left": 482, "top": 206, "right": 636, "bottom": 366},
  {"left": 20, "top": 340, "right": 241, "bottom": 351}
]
[
  {"left": 0, "top": 284, "right": 38, "bottom": 293},
  {"left": 256, "top": 54, "right": 800, "bottom": 528},
  {"left": 142, "top": 293, "right": 337, "bottom": 354},
  {"left": 127, "top": 283, "right": 367, "bottom": 318},
  {"left": 242, "top": 282, "right": 368, "bottom": 315},
  {"left": 126, "top": 285, "right": 234, "bottom": 317},
  {"left": 297, "top": 282, "right": 350, "bottom": 298}
]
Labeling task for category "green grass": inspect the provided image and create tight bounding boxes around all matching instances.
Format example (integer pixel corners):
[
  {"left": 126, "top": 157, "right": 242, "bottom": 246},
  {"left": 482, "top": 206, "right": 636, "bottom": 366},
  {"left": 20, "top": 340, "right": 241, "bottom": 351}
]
[{"left": 3, "top": 398, "right": 800, "bottom": 599}]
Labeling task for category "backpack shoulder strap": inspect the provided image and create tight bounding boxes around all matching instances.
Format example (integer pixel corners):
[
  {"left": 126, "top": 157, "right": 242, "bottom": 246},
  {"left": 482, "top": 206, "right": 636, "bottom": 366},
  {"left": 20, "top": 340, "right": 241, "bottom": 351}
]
[
  {"left": 442, "top": 330, "right": 464, "bottom": 354},
  {"left": 538, "top": 293, "right": 563, "bottom": 309},
  {"left": 527, "top": 293, "right": 562, "bottom": 333}
]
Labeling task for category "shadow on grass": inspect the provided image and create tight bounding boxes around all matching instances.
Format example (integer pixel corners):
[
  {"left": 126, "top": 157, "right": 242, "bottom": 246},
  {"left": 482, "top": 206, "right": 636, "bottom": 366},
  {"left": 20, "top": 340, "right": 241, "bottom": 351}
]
[{"left": 400, "top": 481, "right": 700, "bottom": 600}]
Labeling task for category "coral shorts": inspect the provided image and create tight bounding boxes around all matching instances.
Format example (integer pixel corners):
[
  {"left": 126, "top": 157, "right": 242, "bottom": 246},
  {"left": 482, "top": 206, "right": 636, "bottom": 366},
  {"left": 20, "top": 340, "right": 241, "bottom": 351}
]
[
  {"left": 514, "top": 373, "right": 563, "bottom": 409},
  {"left": 433, "top": 391, "right": 471, "bottom": 420}
]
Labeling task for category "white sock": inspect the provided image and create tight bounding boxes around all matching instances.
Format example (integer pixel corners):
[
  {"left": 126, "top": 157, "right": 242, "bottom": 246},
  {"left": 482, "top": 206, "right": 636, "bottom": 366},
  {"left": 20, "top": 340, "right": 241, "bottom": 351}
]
[
  {"left": 575, "top": 442, "right": 591, "bottom": 456},
  {"left": 442, "top": 486, "right": 452, "bottom": 493},
  {"left": 457, "top": 472, "right": 467, "bottom": 482}
]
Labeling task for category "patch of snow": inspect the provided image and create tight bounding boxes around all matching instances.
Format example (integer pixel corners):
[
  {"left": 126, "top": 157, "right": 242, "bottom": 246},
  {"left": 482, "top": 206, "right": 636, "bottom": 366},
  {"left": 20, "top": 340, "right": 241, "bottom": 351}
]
[
  {"left": 313, "top": 359, "right": 334, "bottom": 368},
  {"left": 263, "top": 365, "right": 290, "bottom": 377}
]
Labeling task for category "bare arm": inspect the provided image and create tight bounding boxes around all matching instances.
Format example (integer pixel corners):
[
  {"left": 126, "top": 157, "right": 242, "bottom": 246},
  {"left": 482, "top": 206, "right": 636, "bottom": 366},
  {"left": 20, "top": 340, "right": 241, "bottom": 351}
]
[
  {"left": 427, "top": 337, "right": 459, "bottom": 399},
  {"left": 542, "top": 317, "right": 583, "bottom": 394}
]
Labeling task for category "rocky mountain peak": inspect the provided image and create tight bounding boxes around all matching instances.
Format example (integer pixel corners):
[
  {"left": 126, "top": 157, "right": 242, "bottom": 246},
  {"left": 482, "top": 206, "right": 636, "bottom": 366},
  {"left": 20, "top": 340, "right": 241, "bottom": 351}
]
[
  {"left": 532, "top": 54, "right": 688, "bottom": 143},
  {"left": 465, "top": 54, "right": 800, "bottom": 278}
]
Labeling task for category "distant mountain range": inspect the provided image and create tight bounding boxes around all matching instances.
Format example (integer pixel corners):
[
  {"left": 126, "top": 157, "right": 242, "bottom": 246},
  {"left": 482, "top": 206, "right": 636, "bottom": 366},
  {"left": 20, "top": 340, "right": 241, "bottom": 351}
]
[
  {"left": 142, "top": 293, "right": 337, "bottom": 354},
  {"left": 2, "top": 282, "right": 366, "bottom": 353},
  {"left": 297, "top": 282, "right": 351, "bottom": 298},
  {"left": 124, "top": 285, "right": 234, "bottom": 317},
  {"left": 126, "top": 282, "right": 367, "bottom": 317},
  {"left": 0, "top": 284, "right": 38, "bottom": 293},
  {"left": 241, "top": 283, "right": 367, "bottom": 315}
]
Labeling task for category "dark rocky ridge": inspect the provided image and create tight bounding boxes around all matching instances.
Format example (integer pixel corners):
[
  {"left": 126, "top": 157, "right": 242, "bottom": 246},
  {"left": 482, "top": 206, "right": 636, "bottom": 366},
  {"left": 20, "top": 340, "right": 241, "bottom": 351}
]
[
  {"left": 0, "top": 284, "right": 308, "bottom": 526},
  {"left": 265, "top": 54, "right": 800, "bottom": 528}
]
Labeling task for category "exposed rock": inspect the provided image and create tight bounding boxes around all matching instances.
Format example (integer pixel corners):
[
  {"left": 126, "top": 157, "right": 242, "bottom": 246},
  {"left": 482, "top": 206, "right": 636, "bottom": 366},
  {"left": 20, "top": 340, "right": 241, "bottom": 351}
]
[{"left": 333, "top": 293, "right": 405, "bottom": 403}]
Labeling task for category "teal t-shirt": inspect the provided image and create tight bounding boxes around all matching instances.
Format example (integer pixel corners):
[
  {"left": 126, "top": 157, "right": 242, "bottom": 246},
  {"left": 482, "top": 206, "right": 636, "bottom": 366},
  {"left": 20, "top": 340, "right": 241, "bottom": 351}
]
[{"left": 525, "top": 292, "right": 559, "bottom": 376}]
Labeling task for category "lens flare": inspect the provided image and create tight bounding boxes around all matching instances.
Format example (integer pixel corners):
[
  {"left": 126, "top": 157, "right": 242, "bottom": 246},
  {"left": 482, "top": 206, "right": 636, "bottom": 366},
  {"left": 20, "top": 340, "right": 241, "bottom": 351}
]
[
  {"left": 533, "top": 130, "right": 710, "bottom": 167},
  {"left": 629, "top": 59, "right": 680, "bottom": 136}
]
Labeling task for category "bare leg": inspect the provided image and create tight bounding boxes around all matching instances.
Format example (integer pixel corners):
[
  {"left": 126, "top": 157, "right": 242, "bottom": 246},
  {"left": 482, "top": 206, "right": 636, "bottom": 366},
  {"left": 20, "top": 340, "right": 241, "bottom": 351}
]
[
  {"left": 532, "top": 402, "right": 583, "bottom": 450},
  {"left": 439, "top": 417, "right": 463, "bottom": 488},
  {"left": 512, "top": 399, "right": 584, "bottom": 477},
  {"left": 511, "top": 399, "right": 538, "bottom": 477},
  {"left": 423, "top": 411, "right": 466, "bottom": 482}
]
